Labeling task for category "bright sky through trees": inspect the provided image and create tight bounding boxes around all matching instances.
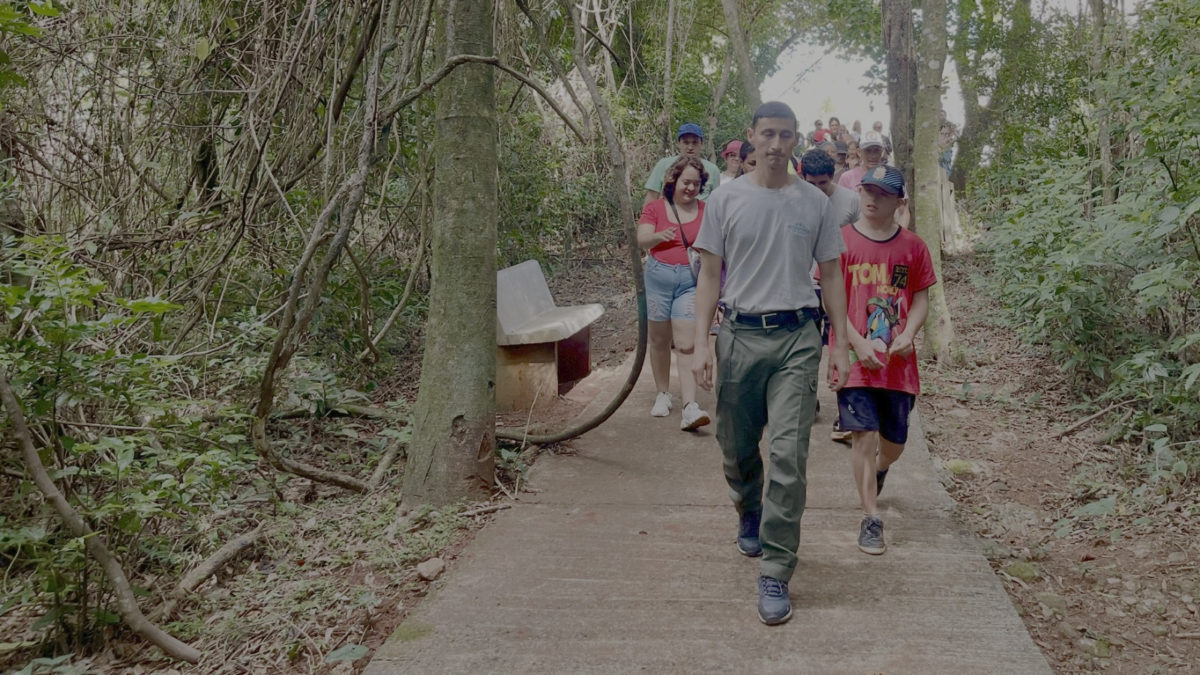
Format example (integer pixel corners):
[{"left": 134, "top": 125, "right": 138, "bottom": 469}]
[{"left": 761, "top": 40, "right": 966, "bottom": 135}]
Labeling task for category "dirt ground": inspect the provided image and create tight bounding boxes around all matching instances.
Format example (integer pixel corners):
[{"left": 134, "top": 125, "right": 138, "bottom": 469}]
[{"left": 920, "top": 254, "right": 1200, "bottom": 673}]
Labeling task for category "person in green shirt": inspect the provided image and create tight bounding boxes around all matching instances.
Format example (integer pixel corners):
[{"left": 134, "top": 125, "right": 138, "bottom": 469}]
[{"left": 644, "top": 123, "right": 721, "bottom": 206}]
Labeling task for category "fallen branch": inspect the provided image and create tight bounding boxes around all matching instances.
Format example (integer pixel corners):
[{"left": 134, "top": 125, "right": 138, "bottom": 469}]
[
  {"left": 271, "top": 403, "right": 409, "bottom": 422},
  {"left": 1053, "top": 400, "right": 1134, "bottom": 439},
  {"left": 459, "top": 503, "right": 511, "bottom": 518},
  {"left": 251, "top": 419, "right": 370, "bottom": 492},
  {"left": 0, "top": 376, "right": 201, "bottom": 663},
  {"left": 368, "top": 441, "right": 403, "bottom": 489},
  {"left": 150, "top": 525, "right": 265, "bottom": 622}
]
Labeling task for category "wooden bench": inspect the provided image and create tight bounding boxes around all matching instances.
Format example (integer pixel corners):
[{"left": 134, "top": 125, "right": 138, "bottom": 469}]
[{"left": 496, "top": 260, "right": 605, "bottom": 411}]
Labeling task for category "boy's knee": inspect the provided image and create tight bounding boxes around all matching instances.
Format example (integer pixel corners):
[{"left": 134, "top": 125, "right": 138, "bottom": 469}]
[
  {"left": 676, "top": 345, "right": 694, "bottom": 355},
  {"left": 850, "top": 430, "right": 878, "bottom": 451}
]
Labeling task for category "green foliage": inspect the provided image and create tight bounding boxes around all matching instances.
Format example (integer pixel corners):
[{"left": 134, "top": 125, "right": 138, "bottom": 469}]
[
  {"left": 0, "top": 237, "right": 259, "bottom": 651},
  {"left": 976, "top": 0, "right": 1200, "bottom": 474},
  {"left": 497, "top": 109, "right": 621, "bottom": 264},
  {"left": 0, "top": 3, "right": 42, "bottom": 92}
]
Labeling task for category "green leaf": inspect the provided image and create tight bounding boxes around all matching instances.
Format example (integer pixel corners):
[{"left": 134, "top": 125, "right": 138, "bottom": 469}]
[
  {"left": 0, "top": 641, "right": 39, "bottom": 654},
  {"left": 324, "top": 644, "right": 368, "bottom": 663},
  {"left": 195, "top": 36, "right": 210, "bottom": 60},
  {"left": 1172, "top": 460, "right": 1188, "bottom": 476},
  {"left": 1071, "top": 496, "right": 1116, "bottom": 518},
  {"left": 1143, "top": 423, "right": 1168, "bottom": 433},
  {"left": 28, "top": 2, "right": 60, "bottom": 17},
  {"left": 126, "top": 296, "right": 181, "bottom": 315}
]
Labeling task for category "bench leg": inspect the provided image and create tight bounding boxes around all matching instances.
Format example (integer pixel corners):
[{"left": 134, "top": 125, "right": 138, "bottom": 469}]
[
  {"left": 496, "top": 344, "right": 558, "bottom": 412},
  {"left": 556, "top": 326, "right": 592, "bottom": 394}
]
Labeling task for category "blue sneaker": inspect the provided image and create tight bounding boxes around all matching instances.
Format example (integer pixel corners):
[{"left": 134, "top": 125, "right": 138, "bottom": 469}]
[
  {"left": 757, "top": 575, "right": 792, "bottom": 625},
  {"left": 858, "top": 515, "right": 886, "bottom": 555},
  {"left": 736, "top": 510, "right": 762, "bottom": 557}
]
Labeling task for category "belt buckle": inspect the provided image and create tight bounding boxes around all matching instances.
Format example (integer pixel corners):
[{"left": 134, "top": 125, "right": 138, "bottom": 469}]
[{"left": 759, "top": 312, "right": 777, "bottom": 329}]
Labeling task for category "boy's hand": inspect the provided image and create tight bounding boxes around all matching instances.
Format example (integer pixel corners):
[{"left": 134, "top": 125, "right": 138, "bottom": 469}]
[
  {"left": 828, "top": 343, "right": 850, "bottom": 391},
  {"left": 888, "top": 332, "right": 915, "bottom": 358},
  {"left": 851, "top": 335, "right": 886, "bottom": 369}
]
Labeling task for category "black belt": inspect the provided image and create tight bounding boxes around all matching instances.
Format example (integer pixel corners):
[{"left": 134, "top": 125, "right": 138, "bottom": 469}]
[{"left": 730, "top": 308, "right": 820, "bottom": 329}]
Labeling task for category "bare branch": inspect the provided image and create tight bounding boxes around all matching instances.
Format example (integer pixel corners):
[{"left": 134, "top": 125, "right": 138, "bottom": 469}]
[{"left": 382, "top": 54, "right": 587, "bottom": 144}]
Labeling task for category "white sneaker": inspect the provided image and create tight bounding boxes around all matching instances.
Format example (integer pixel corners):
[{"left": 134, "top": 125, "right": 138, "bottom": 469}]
[
  {"left": 680, "top": 401, "right": 711, "bottom": 430},
  {"left": 651, "top": 392, "right": 673, "bottom": 417}
]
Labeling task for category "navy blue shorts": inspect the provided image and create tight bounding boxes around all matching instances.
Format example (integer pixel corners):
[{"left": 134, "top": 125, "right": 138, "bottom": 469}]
[{"left": 836, "top": 387, "right": 916, "bottom": 444}]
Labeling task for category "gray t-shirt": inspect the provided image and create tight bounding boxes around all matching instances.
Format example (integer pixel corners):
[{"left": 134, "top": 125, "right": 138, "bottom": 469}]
[
  {"left": 829, "top": 184, "right": 861, "bottom": 227},
  {"left": 694, "top": 176, "right": 845, "bottom": 313}
]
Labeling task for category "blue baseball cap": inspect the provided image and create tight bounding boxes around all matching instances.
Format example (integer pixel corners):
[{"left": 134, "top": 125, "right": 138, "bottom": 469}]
[
  {"left": 677, "top": 123, "right": 704, "bottom": 139},
  {"left": 860, "top": 165, "right": 905, "bottom": 196}
]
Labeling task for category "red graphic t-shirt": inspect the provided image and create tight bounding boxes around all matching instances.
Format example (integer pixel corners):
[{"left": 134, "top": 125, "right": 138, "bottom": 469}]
[
  {"left": 830, "top": 224, "right": 937, "bottom": 395},
  {"left": 639, "top": 199, "right": 705, "bottom": 266}
]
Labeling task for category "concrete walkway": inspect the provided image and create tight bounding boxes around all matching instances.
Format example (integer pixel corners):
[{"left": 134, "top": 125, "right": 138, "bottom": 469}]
[{"left": 367, "top": 357, "right": 1051, "bottom": 674}]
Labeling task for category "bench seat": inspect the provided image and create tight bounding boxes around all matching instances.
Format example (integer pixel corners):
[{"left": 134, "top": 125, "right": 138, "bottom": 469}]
[{"left": 497, "top": 304, "right": 604, "bottom": 346}]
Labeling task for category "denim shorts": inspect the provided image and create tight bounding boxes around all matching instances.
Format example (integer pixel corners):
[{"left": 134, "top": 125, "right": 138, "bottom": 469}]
[
  {"left": 644, "top": 256, "right": 696, "bottom": 321},
  {"left": 837, "top": 387, "right": 916, "bottom": 444}
]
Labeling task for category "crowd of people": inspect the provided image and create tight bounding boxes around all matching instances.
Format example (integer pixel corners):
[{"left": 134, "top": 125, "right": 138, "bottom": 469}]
[{"left": 634, "top": 104, "right": 939, "bottom": 626}]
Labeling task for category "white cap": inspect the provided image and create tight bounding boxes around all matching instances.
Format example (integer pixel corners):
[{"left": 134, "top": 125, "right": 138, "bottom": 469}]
[{"left": 860, "top": 130, "right": 885, "bottom": 148}]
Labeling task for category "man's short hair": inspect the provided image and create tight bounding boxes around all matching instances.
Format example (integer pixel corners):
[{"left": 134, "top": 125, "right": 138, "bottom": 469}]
[
  {"left": 752, "top": 101, "right": 798, "bottom": 129},
  {"left": 800, "top": 149, "right": 835, "bottom": 178},
  {"left": 829, "top": 116, "right": 840, "bottom": 125}
]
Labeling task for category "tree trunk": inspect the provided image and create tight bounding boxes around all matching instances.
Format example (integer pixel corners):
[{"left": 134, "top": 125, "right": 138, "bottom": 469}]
[
  {"left": 948, "top": 3, "right": 988, "bottom": 194},
  {"left": 720, "top": 0, "right": 761, "bottom": 110},
  {"left": 706, "top": 45, "right": 735, "bottom": 160},
  {"left": 949, "top": 0, "right": 1031, "bottom": 192},
  {"left": 403, "top": 0, "right": 497, "bottom": 505},
  {"left": 663, "top": 0, "right": 677, "bottom": 148},
  {"left": 1088, "top": 0, "right": 1114, "bottom": 205},
  {"left": 882, "top": 0, "right": 916, "bottom": 192},
  {"left": 948, "top": 79, "right": 988, "bottom": 193},
  {"left": 914, "top": 0, "right": 956, "bottom": 361}
]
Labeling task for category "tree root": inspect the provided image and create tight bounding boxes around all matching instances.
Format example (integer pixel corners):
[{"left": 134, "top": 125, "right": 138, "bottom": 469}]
[
  {"left": 251, "top": 419, "right": 369, "bottom": 492},
  {"left": 150, "top": 525, "right": 265, "bottom": 623},
  {"left": 0, "top": 376, "right": 202, "bottom": 663}
]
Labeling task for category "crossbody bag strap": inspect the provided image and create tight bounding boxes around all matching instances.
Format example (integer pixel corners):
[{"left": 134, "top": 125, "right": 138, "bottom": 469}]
[
  {"left": 667, "top": 199, "right": 693, "bottom": 249},
  {"left": 667, "top": 198, "right": 698, "bottom": 281}
]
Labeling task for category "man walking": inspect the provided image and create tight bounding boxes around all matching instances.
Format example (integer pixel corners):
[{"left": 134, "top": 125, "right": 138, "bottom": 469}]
[
  {"left": 692, "top": 101, "right": 851, "bottom": 625},
  {"left": 801, "top": 149, "right": 860, "bottom": 229},
  {"left": 838, "top": 129, "right": 886, "bottom": 189},
  {"left": 644, "top": 123, "right": 721, "bottom": 205}
]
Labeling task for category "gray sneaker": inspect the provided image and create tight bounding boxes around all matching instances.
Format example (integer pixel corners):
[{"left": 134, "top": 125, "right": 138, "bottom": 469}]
[
  {"left": 858, "top": 515, "right": 886, "bottom": 555},
  {"left": 757, "top": 575, "right": 792, "bottom": 625}
]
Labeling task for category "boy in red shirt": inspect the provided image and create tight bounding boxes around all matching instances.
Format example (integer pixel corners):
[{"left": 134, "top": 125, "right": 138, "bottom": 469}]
[{"left": 829, "top": 166, "right": 937, "bottom": 555}]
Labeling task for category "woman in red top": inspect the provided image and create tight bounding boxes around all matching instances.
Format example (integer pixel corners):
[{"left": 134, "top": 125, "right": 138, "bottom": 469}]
[{"left": 636, "top": 156, "right": 711, "bottom": 431}]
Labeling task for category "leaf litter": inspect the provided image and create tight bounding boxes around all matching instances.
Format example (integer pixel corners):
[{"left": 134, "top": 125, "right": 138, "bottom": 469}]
[{"left": 922, "top": 254, "right": 1200, "bottom": 672}]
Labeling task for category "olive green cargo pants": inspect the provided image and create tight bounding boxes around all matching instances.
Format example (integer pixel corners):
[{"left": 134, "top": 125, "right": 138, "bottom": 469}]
[{"left": 715, "top": 316, "right": 821, "bottom": 583}]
